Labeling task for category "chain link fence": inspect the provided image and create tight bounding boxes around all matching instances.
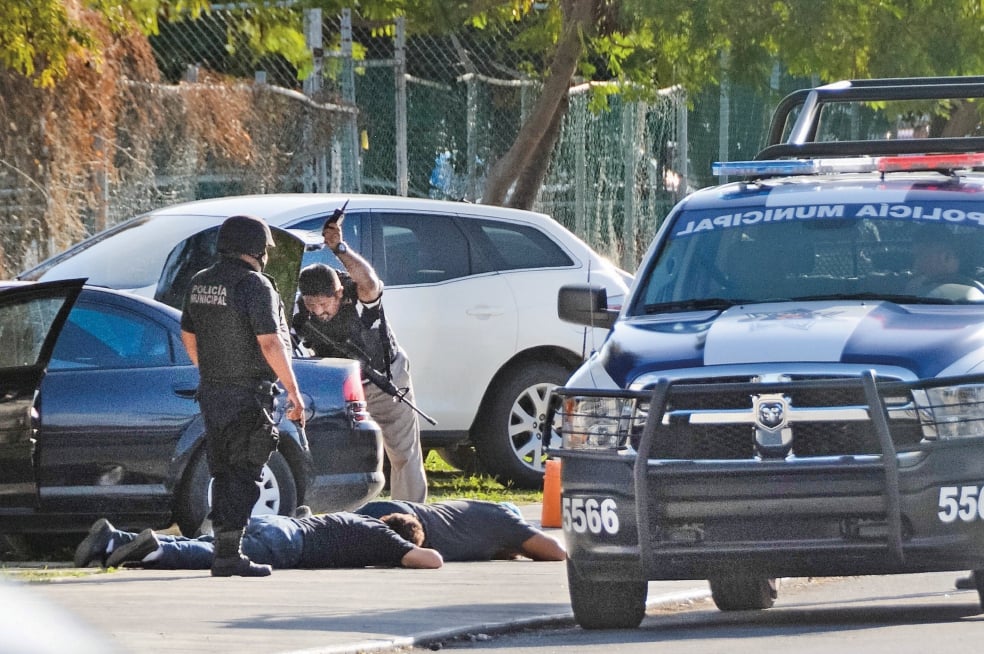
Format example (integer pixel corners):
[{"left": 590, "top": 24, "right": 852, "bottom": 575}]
[
  {"left": 0, "top": 5, "right": 814, "bottom": 278},
  {"left": 142, "top": 7, "right": 695, "bottom": 270}
]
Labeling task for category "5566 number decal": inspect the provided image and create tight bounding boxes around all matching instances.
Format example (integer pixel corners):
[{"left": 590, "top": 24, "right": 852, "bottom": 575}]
[
  {"left": 938, "top": 485, "right": 984, "bottom": 523},
  {"left": 562, "top": 497, "right": 620, "bottom": 534}
]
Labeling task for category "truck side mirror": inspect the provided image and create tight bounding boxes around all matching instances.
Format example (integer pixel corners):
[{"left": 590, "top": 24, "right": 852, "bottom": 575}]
[{"left": 558, "top": 284, "right": 618, "bottom": 330}]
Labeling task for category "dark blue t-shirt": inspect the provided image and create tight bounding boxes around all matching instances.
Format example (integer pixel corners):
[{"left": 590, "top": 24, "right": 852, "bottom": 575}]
[{"left": 356, "top": 500, "right": 540, "bottom": 562}]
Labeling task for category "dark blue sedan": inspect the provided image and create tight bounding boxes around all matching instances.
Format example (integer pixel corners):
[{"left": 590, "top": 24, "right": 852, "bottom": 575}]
[{"left": 0, "top": 278, "right": 384, "bottom": 541}]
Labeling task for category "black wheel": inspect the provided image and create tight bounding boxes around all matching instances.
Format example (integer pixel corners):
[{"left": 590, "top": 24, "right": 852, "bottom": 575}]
[
  {"left": 0, "top": 534, "right": 78, "bottom": 561},
  {"left": 0, "top": 535, "right": 31, "bottom": 560},
  {"left": 972, "top": 569, "right": 984, "bottom": 608},
  {"left": 174, "top": 449, "right": 298, "bottom": 536},
  {"left": 472, "top": 361, "right": 570, "bottom": 489},
  {"left": 567, "top": 559, "right": 647, "bottom": 630},
  {"left": 709, "top": 575, "right": 777, "bottom": 611},
  {"left": 0, "top": 533, "right": 81, "bottom": 561},
  {"left": 436, "top": 443, "right": 485, "bottom": 474}
]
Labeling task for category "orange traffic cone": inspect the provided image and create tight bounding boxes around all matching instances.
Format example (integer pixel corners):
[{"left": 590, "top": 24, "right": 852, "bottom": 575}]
[{"left": 540, "top": 458, "right": 562, "bottom": 528}]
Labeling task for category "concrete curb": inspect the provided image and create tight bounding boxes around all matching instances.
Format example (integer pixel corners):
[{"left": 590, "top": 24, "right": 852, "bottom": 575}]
[{"left": 280, "top": 587, "right": 712, "bottom": 654}]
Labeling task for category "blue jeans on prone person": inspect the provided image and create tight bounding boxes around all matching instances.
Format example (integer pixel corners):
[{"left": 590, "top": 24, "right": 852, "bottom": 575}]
[{"left": 151, "top": 515, "right": 306, "bottom": 570}]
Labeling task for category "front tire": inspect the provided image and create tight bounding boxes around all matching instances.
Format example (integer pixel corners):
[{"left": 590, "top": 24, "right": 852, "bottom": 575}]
[
  {"left": 567, "top": 559, "right": 647, "bottom": 629},
  {"left": 972, "top": 569, "right": 984, "bottom": 609},
  {"left": 175, "top": 450, "right": 298, "bottom": 536},
  {"left": 472, "top": 361, "right": 570, "bottom": 489},
  {"left": 436, "top": 443, "right": 485, "bottom": 474},
  {"left": 709, "top": 575, "right": 777, "bottom": 611}
]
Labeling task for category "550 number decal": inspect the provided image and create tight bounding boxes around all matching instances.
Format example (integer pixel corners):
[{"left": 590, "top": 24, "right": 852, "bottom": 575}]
[
  {"left": 938, "top": 485, "right": 984, "bottom": 523},
  {"left": 562, "top": 497, "right": 620, "bottom": 534}
]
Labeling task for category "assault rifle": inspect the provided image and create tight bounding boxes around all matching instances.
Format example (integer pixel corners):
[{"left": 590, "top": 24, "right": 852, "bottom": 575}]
[{"left": 300, "top": 319, "right": 437, "bottom": 426}]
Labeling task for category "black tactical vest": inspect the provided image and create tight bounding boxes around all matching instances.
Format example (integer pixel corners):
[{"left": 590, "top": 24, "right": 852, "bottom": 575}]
[
  {"left": 185, "top": 258, "right": 277, "bottom": 384},
  {"left": 293, "top": 273, "right": 398, "bottom": 377}
]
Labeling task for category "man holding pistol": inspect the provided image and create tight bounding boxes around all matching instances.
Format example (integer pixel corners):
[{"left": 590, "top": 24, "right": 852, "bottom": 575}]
[{"left": 292, "top": 210, "right": 427, "bottom": 502}]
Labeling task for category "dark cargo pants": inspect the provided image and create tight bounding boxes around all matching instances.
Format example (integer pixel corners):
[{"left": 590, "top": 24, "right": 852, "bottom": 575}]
[{"left": 197, "top": 381, "right": 279, "bottom": 533}]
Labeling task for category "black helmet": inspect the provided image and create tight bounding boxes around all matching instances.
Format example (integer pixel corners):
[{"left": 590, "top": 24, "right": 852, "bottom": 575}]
[
  {"left": 216, "top": 215, "right": 275, "bottom": 256},
  {"left": 298, "top": 263, "right": 340, "bottom": 296}
]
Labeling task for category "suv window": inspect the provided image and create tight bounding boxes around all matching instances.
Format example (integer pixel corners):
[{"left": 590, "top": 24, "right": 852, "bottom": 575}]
[
  {"left": 156, "top": 228, "right": 218, "bottom": 309},
  {"left": 379, "top": 213, "right": 472, "bottom": 284},
  {"left": 468, "top": 220, "right": 574, "bottom": 271}
]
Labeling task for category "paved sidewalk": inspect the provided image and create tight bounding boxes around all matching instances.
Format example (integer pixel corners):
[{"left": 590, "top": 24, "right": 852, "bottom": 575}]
[{"left": 6, "top": 506, "right": 711, "bottom": 653}]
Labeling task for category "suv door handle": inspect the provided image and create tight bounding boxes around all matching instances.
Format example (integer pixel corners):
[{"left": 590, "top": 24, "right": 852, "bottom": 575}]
[{"left": 465, "top": 305, "right": 505, "bottom": 319}]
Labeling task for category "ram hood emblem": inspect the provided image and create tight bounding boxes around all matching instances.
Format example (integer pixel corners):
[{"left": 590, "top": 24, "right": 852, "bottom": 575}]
[{"left": 756, "top": 398, "right": 786, "bottom": 430}]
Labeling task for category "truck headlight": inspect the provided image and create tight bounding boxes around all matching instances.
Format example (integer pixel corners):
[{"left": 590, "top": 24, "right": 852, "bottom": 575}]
[
  {"left": 560, "top": 395, "right": 637, "bottom": 450},
  {"left": 918, "top": 384, "right": 984, "bottom": 440}
]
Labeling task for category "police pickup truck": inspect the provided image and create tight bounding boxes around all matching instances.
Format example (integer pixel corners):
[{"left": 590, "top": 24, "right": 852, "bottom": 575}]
[{"left": 552, "top": 77, "right": 984, "bottom": 629}]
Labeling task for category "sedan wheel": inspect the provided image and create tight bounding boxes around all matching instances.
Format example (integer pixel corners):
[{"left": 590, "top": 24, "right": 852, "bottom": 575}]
[
  {"left": 472, "top": 361, "right": 569, "bottom": 489},
  {"left": 175, "top": 450, "right": 298, "bottom": 536},
  {"left": 242, "top": 461, "right": 292, "bottom": 515}
]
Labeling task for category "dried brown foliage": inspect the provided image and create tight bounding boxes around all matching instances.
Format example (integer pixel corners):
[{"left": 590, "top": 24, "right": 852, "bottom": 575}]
[
  {"left": 0, "top": 6, "right": 159, "bottom": 277},
  {"left": 1, "top": 9, "right": 341, "bottom": 279}
]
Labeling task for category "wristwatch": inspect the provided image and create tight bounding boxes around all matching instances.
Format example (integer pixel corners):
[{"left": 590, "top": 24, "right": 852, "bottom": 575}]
[{"left": 333, "top": 242, "right": 349, "bottom": 255}]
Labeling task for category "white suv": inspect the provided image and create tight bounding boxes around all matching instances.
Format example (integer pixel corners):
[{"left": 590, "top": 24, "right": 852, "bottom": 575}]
[{"left": 20, "top": 194, "right": 631, "bottom": 487}]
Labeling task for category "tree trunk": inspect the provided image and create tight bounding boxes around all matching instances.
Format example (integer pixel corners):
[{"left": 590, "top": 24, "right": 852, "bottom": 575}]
[
  {"left": 939, "top": 100, "right": 980, "bottom": 137},
  {"left": 481, "top": 0, "right": 596, "bottom": 206},
  {"left": 508, "top": 93, "right": 568, "bottom": 210}
]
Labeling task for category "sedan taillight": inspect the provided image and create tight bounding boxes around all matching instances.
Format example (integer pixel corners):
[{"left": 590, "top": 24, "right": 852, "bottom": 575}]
[
  {"left": 343, "top": 369, "right": 365, "bottom": 403},
  {"left": 343, "top": 368, "right": 370, "bottom": 422}
]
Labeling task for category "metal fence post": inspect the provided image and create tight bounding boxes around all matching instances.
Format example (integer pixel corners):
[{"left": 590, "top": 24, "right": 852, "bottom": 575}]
[
  {"left": 303, "top": 8, "right": 322, "bottom": 97},
  {"left": 465, "top": 76, "right": 478, "bottom": 201},
  {"left": 340, "top": 8, "right": 361, "bottom": 192},
  {"left": 621, "top": 100, "right": 638, "bottom": 270},
  {"left": 394, "top": 16, "right": 408, "bottom": 196},
  {"left": 93, "top": 133, "right": 108, "bottom": 232},
  {"left": 573, "top": 96, "right": 587, "bottom": 238},
  {"left": 303, "top": 8, "right": 326, "bottom": 192},
  {"left": 718, "top": 50, "right": 730, "bottom": 183},
  {"left": 675, "top": 88, "right": 689, "bottom": 202}
]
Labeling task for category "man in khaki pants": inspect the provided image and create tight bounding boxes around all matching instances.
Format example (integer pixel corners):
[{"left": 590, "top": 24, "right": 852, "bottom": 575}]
[{"left": 291, "top": 213, "right": 427, "bottom": 501}]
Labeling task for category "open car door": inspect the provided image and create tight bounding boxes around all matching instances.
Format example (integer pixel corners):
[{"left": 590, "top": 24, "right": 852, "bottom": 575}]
[
  {"left": 0, "top": 279, "right": 84, "bottom": 508},
  {"left": 154, "top": 225, "right": 304, "bottom": 312}
]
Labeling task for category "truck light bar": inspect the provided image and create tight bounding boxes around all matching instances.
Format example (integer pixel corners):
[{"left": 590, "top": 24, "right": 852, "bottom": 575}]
[
  {"left": 711, "top": 160, "right": 818, "bottom": 176},
  {"left": 713, "top": 152, "right": 984, "bottom": 178},
  {"left": 877, "top": 152, "right": 984, "bottom": 172}
]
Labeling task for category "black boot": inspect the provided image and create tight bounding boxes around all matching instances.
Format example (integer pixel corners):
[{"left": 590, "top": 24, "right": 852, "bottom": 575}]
[{"left": 211, "top": 529, "right": 271, "bottom": 577}]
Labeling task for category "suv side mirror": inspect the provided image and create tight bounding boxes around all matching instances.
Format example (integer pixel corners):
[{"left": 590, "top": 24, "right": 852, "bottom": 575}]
[{"left": 558, "top": 284, "right": 618, "bottom": 329}]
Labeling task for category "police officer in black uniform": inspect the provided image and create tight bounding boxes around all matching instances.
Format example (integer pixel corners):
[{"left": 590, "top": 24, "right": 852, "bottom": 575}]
[{"left": 180, "top": 214, "right": 305, "bottom": 577}]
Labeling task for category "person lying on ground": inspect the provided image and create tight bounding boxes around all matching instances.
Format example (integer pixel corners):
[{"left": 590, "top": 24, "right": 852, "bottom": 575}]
[
  {"left": 74, "top": 512, "right": 442, "bottom": 570},
  {"left": 351, "top": 499, "right": 566, "bottom": 562}
]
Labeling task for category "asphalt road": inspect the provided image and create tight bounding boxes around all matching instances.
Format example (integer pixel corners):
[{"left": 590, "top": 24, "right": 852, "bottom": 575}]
[
  {"left": 413, "top": 572, "right": 984, "bottom": 654},
  {"left": 11, "top": 554, "right": 709, "bottom": 654},
  {"left": 14, "top": 504, "right": 980, "bottom": 654},
  {"left": 1, "top": 504, "right": 708, "bottom": 654}
]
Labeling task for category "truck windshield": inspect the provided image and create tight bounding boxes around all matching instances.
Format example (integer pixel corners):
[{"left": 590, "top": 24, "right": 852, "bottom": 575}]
[{"left": 629, "top": 202, "right": 984, "bottom": 314}]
